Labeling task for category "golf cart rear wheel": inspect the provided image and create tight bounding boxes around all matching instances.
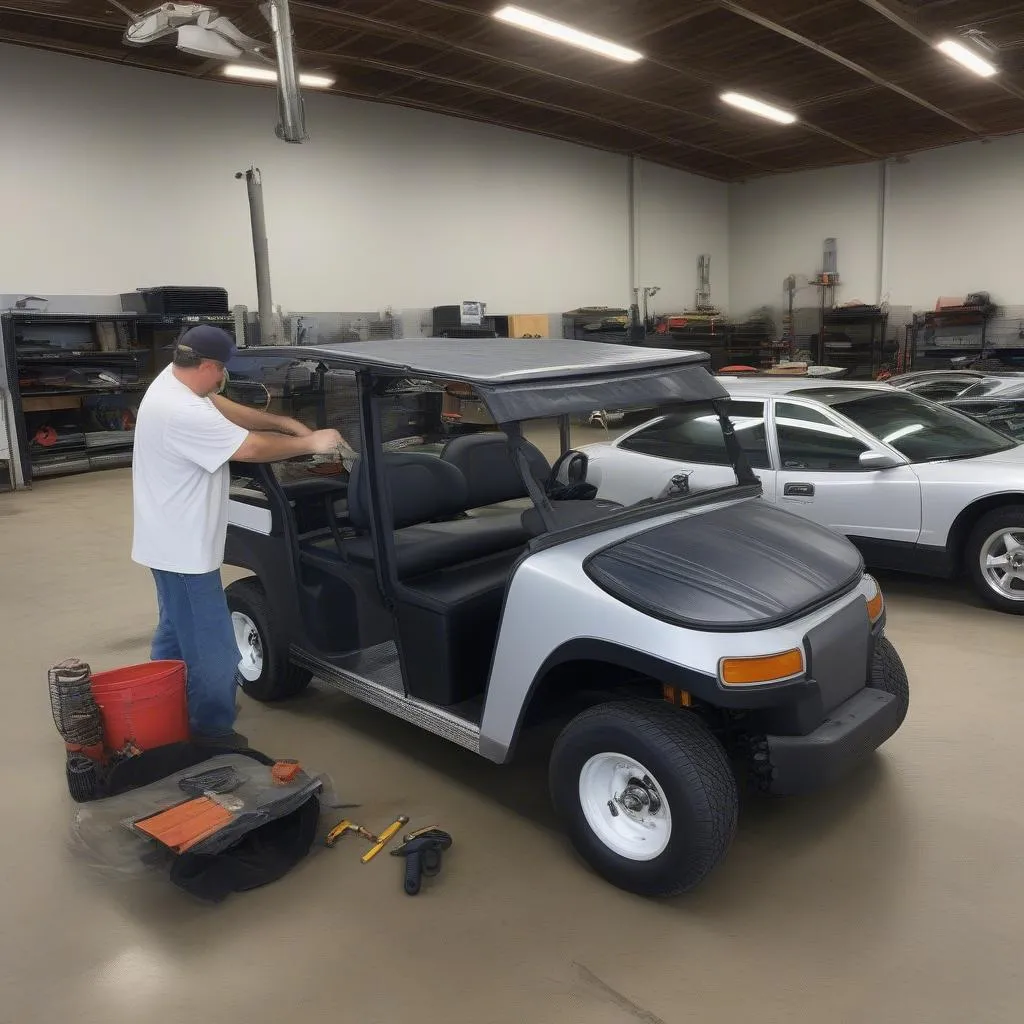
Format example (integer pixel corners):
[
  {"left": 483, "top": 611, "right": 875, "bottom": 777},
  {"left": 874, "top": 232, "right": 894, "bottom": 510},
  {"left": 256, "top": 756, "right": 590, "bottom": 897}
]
[
  {"left": 550, "top": 700, "right": 738, "bottom": 897},
  {"left": 225, "top": 578, "right": 311, "bottom": 701},
  {"left": 967, "top": 506, "right": 1024, "bottom": 614}
]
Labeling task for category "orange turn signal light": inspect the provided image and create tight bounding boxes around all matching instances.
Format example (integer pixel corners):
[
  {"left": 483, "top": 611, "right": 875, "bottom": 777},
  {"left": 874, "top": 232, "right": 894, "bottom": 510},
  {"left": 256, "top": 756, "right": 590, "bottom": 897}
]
[
  {"left": 866, "top": 589, "right": 884, "bottom": 623},
  {"left": 720, "top": 649, "right": 803, "bottom": 686}
]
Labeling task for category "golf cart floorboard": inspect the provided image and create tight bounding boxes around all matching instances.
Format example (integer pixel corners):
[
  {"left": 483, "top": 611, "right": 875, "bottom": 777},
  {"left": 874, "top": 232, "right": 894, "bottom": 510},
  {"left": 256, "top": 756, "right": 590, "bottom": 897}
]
[{"left": 291, "top": 645, "right": 483, "bottom": 753}]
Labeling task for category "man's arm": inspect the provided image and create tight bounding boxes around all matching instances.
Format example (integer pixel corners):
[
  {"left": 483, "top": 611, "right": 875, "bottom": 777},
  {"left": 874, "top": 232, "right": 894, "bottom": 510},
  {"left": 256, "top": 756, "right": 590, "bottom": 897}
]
[
  {"left": 211, "top": 393, "right": 313, "bottom": 437},
  {"left": 232, "top": 427, "right": 343, "bottom": 464}
]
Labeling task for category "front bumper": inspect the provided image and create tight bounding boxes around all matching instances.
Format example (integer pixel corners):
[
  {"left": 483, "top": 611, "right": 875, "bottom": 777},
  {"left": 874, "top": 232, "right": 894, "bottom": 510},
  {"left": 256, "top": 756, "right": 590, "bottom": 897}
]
[{"left": 764, "top": 686, "right": 901, "bottom": 796}]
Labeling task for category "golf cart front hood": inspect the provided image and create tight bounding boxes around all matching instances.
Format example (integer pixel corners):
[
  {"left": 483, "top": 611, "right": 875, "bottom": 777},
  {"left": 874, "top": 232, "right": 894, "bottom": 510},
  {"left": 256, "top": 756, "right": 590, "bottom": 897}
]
[{"left": 585, "top": 498, "right": 863, "bottom": 631}]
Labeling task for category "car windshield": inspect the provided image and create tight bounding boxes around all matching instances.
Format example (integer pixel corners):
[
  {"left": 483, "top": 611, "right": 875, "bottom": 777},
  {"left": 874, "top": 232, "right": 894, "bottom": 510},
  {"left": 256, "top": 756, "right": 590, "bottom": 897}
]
[
  {"left": 958, "top": 378, "right": 1024, "bottom": 399},
  {"left": 813, "top": 389, "right": 1017, "bottom": 462}
]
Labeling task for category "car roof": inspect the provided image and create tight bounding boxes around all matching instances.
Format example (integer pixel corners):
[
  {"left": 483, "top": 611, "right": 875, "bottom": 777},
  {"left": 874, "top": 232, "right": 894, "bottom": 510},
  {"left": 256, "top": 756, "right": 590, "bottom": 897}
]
[
  {"left": 241, "top": 338, "right": 709, "bottom": 385},
  {"left": 717, "top": 377, "right": 893, "bottom": 398}
]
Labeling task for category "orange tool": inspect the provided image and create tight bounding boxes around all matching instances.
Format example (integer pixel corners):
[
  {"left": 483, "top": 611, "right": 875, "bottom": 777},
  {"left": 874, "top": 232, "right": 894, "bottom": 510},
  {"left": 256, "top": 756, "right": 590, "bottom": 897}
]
[{"left": 133, "top": 798, "right": 234, "bottom": 853}]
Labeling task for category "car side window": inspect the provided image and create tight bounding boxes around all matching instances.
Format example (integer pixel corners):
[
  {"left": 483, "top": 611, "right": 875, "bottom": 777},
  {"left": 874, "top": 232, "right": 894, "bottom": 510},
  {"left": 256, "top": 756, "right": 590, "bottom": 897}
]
[
  {"left": 775, "top": 401, "right": 870, "bottom": 472},
  {"left": 618, "top": 400, "right": 770, "bottom": 469}
]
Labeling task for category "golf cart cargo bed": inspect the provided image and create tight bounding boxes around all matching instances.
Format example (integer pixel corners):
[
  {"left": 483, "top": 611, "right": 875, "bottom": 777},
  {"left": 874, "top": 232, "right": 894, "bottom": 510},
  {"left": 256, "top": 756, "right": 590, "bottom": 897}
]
[{"left": 585, "top": 499, "right": 863, "bottom": 631}]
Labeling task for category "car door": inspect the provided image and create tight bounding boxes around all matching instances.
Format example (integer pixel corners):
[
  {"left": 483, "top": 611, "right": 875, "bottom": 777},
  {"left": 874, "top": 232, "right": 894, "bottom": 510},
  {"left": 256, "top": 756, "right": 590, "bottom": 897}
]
[
  {"left": 769, "top": 398, "right": 922, "bottom": 545},
  {"left": 590, "top": 399, "right": 774, "bottom": 505}
]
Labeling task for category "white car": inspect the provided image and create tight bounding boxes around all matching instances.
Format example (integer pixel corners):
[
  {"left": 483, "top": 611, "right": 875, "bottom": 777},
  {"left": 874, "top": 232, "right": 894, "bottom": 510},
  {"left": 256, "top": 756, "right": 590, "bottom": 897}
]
[{"left": 584, "top": 378, "right": 1024, "bottom": 614}]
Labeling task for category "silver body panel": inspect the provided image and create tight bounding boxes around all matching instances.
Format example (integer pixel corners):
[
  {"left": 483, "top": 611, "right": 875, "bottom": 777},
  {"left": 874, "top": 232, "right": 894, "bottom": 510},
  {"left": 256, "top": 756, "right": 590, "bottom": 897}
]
[{"left": 478, "top": 495, "right": 877, "bottom": 762}]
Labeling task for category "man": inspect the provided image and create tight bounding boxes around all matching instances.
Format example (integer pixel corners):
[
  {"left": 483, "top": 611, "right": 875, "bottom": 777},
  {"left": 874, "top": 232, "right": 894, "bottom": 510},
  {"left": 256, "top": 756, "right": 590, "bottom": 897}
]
[{"left": 132, "top": 324, "right": 342, "bottom": 746}]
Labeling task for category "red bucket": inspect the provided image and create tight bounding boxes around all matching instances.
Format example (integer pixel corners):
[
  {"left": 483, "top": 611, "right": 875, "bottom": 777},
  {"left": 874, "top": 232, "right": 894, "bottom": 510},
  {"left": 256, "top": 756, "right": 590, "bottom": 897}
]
[{"left": 90, "top": 660, "right": 189, "bottom": 754}]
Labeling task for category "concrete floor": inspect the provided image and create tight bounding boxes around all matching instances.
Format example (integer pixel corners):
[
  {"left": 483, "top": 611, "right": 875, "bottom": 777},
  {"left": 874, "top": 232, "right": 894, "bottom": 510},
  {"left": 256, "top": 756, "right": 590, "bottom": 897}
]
[{"left": 2, "top": 469, "right": 1022, "bottom": 1024}]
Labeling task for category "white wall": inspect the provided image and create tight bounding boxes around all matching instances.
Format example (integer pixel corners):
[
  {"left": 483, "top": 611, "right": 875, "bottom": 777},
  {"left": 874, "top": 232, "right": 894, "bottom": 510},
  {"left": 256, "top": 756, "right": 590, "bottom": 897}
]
[
  {"left": 0, "top": 43, "right": 728, "bottom": 318},
  {"left": 728, "top": 162, "right": 883, "bottom": 316},
  {"left": 886, "top": 134, "right": 1024, "bottom": 309},
  {"left": 729, "top": 134, "right": 1024, "bottom": 316},
  {"left": 634, "top": 159, "right": 730, "bottom": 313}
]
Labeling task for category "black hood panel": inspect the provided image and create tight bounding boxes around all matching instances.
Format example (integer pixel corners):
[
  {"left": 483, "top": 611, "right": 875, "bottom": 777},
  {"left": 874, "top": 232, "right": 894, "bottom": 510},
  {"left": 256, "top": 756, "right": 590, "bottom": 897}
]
[{"left": 585, "top": 499, "right": 863, "bottom": 631}]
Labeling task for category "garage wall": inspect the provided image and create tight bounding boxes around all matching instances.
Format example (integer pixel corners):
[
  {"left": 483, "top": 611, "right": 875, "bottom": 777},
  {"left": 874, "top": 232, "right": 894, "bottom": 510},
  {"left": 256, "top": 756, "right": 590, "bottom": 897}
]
[
  {"left": 634, "top": 159, "right": 730, "bottom": 313},
  {"left": 728, "top": 134, "right": 1024, "bottom": 316},
  {"left": 885, "top": 134, "right": 1024, "bottom": 310},
  {"left": 728, "top": 162, "right": 883, "bottom": 317},
  {"left": 0, "top": 43, "right": 727, "bottom": 319}
]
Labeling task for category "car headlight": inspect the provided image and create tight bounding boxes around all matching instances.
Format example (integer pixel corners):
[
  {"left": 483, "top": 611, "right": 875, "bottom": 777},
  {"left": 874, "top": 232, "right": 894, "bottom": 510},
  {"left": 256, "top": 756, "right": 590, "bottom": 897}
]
[
  {"left": 719, "top": 648, "right": 804, "bottom": 686},
  {"left": 865, "top": 575, "right": 885, "bottom": 624}
]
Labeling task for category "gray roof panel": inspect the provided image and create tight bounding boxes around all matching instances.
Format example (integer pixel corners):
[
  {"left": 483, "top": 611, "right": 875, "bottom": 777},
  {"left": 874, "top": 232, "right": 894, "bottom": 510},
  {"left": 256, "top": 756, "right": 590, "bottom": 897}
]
[{"left": 247, "top": 338, "right": 710, "bottom": 385}]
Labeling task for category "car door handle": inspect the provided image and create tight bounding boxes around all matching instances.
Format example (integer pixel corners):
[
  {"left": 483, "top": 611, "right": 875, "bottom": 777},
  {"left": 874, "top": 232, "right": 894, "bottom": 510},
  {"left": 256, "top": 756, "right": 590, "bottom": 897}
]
[{"left": 784, "top": 482, "right": 815, "bottom": 497}]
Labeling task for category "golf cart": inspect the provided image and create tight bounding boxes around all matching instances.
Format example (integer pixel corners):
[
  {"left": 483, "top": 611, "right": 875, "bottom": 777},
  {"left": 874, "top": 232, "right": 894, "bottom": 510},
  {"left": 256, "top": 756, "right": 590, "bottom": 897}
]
[{"left": 223, "top": 339, "right": 909, "bottom": 895}]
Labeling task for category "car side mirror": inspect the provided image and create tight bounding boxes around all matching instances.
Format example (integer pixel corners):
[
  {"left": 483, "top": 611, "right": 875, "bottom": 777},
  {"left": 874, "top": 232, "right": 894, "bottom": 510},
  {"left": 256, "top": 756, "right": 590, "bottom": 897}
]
[{"left": 859, "top": 450, "right": 901, "bottom": 470}]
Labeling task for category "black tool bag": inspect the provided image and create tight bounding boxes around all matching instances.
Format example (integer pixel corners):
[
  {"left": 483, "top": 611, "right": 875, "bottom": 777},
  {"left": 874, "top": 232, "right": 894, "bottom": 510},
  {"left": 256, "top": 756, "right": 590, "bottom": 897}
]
[{"left": 104, "top": 742, "right": 319, "bottom": 903}]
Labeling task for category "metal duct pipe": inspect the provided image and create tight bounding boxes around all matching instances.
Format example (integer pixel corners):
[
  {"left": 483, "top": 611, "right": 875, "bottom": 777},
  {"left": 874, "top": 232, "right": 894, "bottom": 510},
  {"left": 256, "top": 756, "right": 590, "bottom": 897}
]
[
  {"left": 264, "top": 0, "right": 307, "bottom": 143},
  {"left": 236, "top": 166, "right": 279, "bottom": 344}
]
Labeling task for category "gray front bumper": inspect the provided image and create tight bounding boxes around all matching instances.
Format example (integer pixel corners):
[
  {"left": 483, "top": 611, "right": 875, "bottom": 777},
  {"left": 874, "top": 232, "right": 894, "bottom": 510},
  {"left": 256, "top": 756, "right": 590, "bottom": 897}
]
[{"left": 765, "top": 687, "right": 901, "bottom": 796}]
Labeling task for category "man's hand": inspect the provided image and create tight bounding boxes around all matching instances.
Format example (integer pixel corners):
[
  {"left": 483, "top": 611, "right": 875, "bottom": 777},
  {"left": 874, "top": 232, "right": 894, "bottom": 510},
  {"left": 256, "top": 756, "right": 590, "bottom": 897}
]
[{"left": 309, "top": 428, "right": 344, "bottom": 455}]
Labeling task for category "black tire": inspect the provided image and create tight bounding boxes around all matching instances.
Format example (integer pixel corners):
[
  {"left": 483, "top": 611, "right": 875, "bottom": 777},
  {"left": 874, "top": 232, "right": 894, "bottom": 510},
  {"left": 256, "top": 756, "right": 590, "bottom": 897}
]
[
  {"left": 869, "top": 637, "right": 910, "bottom": 729},
  {"left": 225, "top": 578, "right": 311, "bottom": 701},
  {"left": 549, "top": 700, "right": 738, "bottom": 897},
  {"left": 966, "top": 505, "right": 1024, "bottom": 614}
]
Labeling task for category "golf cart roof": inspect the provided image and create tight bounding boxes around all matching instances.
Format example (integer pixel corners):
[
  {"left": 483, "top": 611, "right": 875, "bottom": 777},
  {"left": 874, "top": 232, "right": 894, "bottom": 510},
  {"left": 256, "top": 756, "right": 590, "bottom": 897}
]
[
  {"left": 252, "top": 338, "right": 711, "bottom": 384},
  {"left": 243, "top": 339, "right": 726, "bottom": 423}
]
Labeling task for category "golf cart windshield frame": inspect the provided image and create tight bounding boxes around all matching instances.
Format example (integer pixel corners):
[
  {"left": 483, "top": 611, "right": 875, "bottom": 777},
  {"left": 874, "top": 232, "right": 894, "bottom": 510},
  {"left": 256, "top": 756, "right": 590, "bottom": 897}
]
[{"left": 357, "top": 364, "right": 759, "bottom": 578}]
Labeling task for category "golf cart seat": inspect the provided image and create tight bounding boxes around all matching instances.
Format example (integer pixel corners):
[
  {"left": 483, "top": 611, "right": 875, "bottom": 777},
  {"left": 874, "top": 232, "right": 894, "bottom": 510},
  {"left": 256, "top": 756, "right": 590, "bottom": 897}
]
[
  {"left": 344, "top": 452, "right": 528, "bottom": 579},
  {"left": 439, "top": 432, "right": 549, "bottom": 506}
]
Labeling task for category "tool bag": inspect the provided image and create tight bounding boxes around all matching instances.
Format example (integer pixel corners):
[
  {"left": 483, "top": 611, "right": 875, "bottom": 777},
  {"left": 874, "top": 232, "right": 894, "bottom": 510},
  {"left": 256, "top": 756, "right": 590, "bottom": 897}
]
[{"left": 101, "top": 742, "right": 320, "bottom": 903}]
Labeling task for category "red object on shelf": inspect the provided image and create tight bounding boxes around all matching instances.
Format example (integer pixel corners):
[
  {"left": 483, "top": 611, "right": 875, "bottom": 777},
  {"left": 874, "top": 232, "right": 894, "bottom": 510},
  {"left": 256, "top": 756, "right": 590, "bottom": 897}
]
[{"left": 90, "top": 660, "right": 189, "bottom": 754}]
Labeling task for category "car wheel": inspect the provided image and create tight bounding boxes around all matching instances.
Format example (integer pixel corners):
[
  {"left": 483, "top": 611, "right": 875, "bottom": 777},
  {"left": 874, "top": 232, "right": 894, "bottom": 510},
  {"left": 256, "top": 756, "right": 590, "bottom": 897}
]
[
  {"left": 549, "top": 700, "right": 738, "bottom": 896},
  {"left": 225, "top": 578, "right": 311, "bottom": 701},
  {"left": 868, "top": 637, "right": 910, "bottom": 729},
  {"left": 966, "top": 506, "right": 1024, "bottom": 614}
]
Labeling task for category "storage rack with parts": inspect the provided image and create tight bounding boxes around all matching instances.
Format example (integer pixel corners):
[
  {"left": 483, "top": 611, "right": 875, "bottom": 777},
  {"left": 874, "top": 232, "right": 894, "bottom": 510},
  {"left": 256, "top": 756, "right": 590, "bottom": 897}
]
[{"left": 1, "top": 310, "right": 241, "bottom": 486}]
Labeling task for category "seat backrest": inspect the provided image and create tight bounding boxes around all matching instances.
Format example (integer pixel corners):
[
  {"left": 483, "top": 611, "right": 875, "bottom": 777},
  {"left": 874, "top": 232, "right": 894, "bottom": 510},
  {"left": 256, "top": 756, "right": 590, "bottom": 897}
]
[
  {"left": 440, "top": 432, "right": 550, "bottom": 508},
  {"left": 348, "top": 452, "right": 468, "bottom": 530}
]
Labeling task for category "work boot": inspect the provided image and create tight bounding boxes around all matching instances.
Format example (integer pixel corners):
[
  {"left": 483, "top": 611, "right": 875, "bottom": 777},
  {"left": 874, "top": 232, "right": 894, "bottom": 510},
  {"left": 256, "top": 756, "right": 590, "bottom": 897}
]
[{"left": 193, "top": 730, "right": 250, "bottom": 751}]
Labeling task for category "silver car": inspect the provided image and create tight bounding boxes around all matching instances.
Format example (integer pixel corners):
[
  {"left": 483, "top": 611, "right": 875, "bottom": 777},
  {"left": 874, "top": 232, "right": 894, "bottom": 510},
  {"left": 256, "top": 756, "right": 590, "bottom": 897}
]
[{"left": 586, "top": 378, "right": 1024, "bottom": 613}]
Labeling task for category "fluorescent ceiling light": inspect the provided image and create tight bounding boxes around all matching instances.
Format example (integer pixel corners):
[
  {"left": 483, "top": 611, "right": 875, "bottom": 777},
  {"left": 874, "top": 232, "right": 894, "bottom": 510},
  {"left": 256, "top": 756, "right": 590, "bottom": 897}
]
[
  {"left": 222, "top": 64, "right": 335, "bottom": 89},
  {"left": 493, "top": 5, "right": 643, "bottom": 64},
  {"left": 721, "top": 91, "right": 797, "bottom": 125},
  {"left": 936, "top": 39, "right": 997, "bottom": 78}
]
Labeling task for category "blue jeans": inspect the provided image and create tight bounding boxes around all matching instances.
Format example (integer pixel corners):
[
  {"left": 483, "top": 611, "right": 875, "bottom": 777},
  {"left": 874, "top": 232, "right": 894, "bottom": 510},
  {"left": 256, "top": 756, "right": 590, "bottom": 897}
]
[{"left": 150, "top": 569, "right": 240, "bottom": 738}]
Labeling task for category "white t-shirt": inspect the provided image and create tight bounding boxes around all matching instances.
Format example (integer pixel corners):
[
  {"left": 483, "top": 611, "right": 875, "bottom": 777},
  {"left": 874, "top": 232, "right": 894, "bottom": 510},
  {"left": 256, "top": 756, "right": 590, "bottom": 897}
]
[{"left": 132, "top": 366, "right": 249, "bottom": 574}]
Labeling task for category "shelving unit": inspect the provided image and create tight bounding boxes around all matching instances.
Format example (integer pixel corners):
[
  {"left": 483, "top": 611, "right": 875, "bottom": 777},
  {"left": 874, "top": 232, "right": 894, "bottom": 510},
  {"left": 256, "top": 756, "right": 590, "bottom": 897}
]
[
  {"left": 1, "top": 308, "right": 244, "bottom": 485},
  {"left": 815, "top": 307, "right": 889, "bottom": 379}
]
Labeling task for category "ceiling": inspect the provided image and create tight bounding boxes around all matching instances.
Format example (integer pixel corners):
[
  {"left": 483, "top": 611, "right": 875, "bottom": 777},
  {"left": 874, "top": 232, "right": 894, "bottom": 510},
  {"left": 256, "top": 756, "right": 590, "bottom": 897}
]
[{"left": 4, "top": 1, "right": 1024, "bottom": 180}]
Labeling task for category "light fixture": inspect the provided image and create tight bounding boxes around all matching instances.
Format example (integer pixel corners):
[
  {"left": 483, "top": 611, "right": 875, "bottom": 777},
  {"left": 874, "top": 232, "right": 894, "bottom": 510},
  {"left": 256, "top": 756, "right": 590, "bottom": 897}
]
[
  {"left": 223, "top": 64, "right": 335, "bottom": 89},
  {"left": 936, "top": 39, "right": 997, "bottom": 78},
  {"left": 493, "top": 5, "right": 642, "bottom": 63},
  {"left": 720, "top": 91, "right": 797, "bottom": 125}
]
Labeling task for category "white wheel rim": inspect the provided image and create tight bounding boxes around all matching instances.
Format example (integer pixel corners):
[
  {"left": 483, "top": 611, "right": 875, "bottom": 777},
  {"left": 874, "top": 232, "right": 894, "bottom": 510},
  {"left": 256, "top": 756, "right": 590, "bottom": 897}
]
[
  {"left": 578, "top": 753, "right": 672, "bottom": 861},
  {"left": 231, "top": 611, "right": 264, "bottom": 681},
  {"left": 980, "top": 528, "right": 1024, "bottom": 602}
]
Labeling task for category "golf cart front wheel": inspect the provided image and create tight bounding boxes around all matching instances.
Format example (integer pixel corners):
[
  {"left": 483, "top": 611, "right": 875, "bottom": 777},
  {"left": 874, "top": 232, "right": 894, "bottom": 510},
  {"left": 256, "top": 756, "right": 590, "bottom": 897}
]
[
  {"left": 225, "top": 578, "right": 311, "bottom": 701},
  {"left": 550, "top": 700, "right": 738, "bottom": 896}
]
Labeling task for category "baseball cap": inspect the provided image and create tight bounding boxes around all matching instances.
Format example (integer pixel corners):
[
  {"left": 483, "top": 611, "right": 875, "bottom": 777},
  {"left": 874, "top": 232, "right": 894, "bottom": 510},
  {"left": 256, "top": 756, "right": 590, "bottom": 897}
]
[{"left": 176, "top": 324, "right": 236, "bottom": 364}]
